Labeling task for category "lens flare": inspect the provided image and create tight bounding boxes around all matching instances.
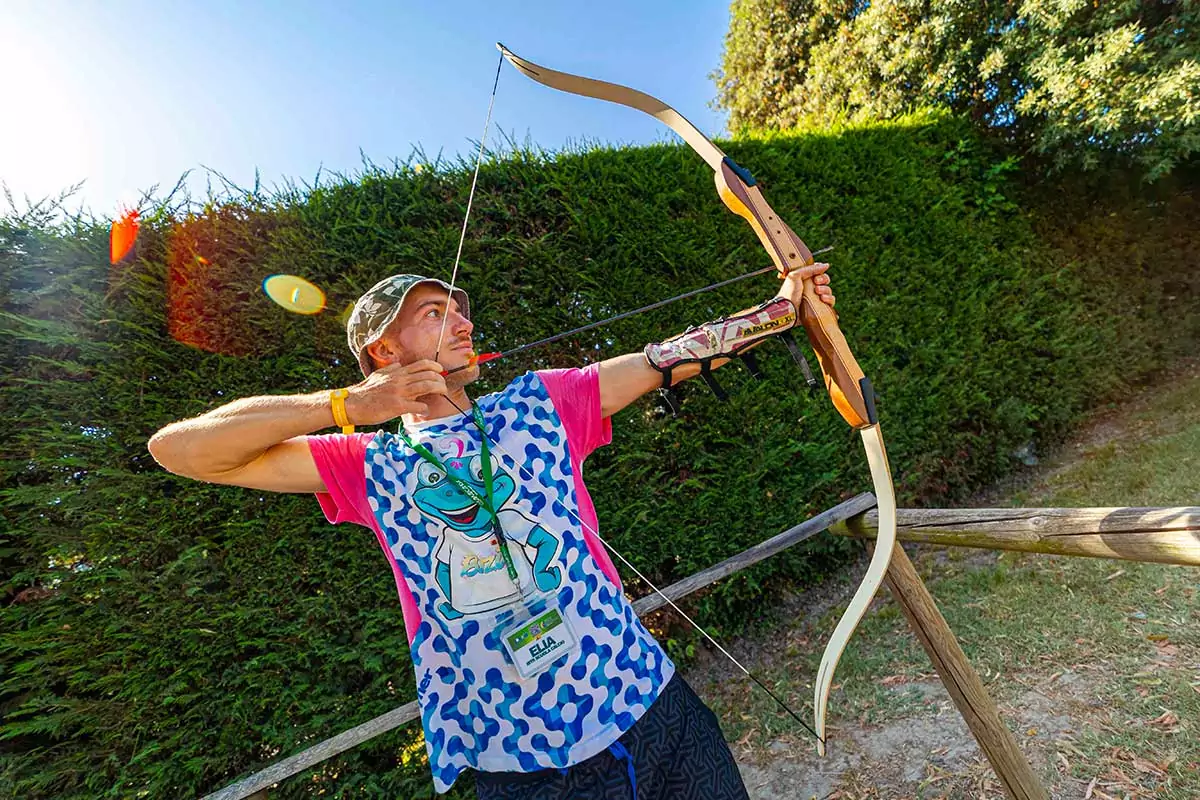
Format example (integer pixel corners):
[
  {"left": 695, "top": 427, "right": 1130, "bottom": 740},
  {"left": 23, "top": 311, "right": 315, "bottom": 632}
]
[
  {"left": 262, "top": 274, "right": 326, "bottom": 315},
  {"left": 109, "top": 208, "right": 139, "bottom": 264}
]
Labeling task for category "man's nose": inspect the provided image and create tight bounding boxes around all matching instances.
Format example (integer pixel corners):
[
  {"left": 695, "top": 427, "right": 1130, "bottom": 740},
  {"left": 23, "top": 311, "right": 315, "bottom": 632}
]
[{"left": 451, "top": 310, "right": 473, "bottom": 336}]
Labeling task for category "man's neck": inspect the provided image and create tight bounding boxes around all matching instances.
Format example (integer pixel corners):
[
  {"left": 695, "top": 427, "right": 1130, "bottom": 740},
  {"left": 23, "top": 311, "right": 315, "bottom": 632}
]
[{"left": 402, "top": 387, "right": 472, "bottom": 427}]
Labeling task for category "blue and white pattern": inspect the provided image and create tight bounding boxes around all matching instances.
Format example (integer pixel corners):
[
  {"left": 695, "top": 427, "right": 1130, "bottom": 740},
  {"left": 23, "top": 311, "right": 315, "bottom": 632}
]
[{"left": 364, "top": 371, "right": 674, "bottom": 792}]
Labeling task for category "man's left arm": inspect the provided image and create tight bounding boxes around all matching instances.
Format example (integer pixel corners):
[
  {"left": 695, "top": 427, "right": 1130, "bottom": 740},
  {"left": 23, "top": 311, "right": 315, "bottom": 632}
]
[{"left": 598, "top": 263, "right": 835, "bottom": 418}]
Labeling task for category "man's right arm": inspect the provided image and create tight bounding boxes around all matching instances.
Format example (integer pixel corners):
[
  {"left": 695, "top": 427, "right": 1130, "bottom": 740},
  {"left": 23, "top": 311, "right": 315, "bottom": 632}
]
[
  {"left": 147, "top": 392, "right": 334, "bottom": 493},
  {"left": 147, "top": 360, "right": 448, "bottom": 493}
]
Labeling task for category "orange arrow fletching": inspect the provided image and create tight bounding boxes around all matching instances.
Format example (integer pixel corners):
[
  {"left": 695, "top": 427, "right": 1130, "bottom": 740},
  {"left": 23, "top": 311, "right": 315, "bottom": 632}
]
[
  {"left": 473, "top": 352, "right": 502, "bottom": 365},
  {"left": 441, "top": 351, "right": 501, "bottom": 376}
]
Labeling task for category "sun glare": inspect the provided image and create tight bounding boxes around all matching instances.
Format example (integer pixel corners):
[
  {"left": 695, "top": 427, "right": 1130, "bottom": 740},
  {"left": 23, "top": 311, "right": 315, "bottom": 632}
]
[{"left": 0, "top": 16, "right": 99, "bottom": 209}]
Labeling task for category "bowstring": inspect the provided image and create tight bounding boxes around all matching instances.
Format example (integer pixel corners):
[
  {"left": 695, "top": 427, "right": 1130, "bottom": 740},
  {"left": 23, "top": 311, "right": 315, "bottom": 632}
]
[
  {"left": 435, "top": 50, "right": 505, "bottom": 363},
  {"left": 439, "top": 392, "right": 822, "bottom": 743},
  {"left": 433, "top": 50, "right": 821, "bottom": 743}
]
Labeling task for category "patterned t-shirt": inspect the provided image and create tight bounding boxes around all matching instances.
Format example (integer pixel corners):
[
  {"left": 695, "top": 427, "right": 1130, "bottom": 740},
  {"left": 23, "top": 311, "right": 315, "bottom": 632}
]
[{"left": 306, "top": 365, "right": 674, "bottom": 792}]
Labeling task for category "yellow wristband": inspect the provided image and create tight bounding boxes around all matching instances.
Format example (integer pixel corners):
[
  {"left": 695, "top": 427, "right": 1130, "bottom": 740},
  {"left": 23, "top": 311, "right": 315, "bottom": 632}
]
[{"left": 329, "top": 389, "right": 354, "bottom": 434}]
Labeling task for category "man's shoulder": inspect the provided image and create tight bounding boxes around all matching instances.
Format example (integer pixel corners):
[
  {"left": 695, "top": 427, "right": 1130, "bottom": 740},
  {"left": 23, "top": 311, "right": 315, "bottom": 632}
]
[{"left": 483, "top": 370, "right": 556, "bottom": 407}]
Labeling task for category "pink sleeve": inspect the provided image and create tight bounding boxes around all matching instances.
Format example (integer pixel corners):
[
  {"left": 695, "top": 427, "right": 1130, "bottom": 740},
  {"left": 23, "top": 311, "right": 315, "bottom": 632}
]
[
  {"left": 306, "top": 432, "right": 377, "bottom": 527},
  {"left": 536, "top": 364, "right": 621, "bottom": 589},
  {"left": 537, "top": 363, "right": 613, "bottom": 458},
  {"left": 306, "top": 432, "right": 423, "bottom": 643}
]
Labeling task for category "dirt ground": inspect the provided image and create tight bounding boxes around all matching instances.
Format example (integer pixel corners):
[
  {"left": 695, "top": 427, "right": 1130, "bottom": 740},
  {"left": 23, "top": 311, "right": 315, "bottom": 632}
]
[{"left": 731, "top": 673, "right": 1079, "bottom": 799}]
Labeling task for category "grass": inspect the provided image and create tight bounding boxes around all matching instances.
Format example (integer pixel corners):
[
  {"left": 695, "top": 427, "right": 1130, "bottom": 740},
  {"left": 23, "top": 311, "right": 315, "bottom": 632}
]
[{"left": 696, "top": 360, "right": 1200, "bottom": 798}]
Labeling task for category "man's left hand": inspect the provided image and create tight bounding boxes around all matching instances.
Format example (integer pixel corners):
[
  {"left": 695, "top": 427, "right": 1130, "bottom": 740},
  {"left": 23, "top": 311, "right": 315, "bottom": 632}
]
[{"left": 779, "top": 262, "right": 835, "bottom": 308}]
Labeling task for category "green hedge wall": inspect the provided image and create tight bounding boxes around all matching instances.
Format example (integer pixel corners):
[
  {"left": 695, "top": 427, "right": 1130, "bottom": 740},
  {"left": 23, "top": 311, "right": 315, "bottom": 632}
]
[{"left": 2, "top": 112, "right": 1197, "bottom": 798}]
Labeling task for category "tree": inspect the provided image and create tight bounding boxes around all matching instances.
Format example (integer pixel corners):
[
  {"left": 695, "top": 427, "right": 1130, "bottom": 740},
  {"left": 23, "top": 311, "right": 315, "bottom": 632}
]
[{"left": 713, "top": 0, "right": 1200, "bottom": 178}]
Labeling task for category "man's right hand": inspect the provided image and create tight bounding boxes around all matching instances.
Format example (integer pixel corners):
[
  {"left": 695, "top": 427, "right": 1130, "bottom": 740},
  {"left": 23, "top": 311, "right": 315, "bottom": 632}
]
[
  {"left": 148, "top": 359, "right": 453, "bottom": 494},
  {"left": 344, "top": 359, "right": 449, "bottom": 425}
]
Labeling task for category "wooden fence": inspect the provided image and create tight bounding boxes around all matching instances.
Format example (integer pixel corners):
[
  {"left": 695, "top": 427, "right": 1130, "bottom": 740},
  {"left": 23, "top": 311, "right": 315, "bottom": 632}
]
[{"left": 203, "top": 500, "right": 1200, "bottom": 800}]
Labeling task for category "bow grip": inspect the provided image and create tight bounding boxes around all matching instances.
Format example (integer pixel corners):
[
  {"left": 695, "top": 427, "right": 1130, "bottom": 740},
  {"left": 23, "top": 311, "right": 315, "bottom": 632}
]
[{"left": 715, "top": 159, "right": 876, "bottom": 430}]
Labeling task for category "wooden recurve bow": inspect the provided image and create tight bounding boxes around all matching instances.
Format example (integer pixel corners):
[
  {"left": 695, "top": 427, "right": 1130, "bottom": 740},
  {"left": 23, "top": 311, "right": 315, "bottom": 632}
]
[{"left": 497, "top": 43, "right": 898, "bottom": 755}]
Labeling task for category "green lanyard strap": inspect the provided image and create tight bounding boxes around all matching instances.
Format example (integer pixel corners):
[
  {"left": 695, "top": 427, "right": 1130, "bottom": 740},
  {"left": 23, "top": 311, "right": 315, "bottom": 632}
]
[{"left": 399, "top": 407, "right": 521, "bottom": 584}]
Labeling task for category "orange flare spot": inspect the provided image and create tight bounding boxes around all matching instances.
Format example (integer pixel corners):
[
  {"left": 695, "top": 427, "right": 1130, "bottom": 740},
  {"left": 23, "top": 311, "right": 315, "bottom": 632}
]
[{"left": 109, "top": 209, "right": 139, "bottom": 264}]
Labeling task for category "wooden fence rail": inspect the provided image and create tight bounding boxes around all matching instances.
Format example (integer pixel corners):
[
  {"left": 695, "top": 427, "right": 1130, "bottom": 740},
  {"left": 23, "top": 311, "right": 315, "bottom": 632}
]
[{"left": 830, "top": 506, "right": 1200, "bottom": 565}]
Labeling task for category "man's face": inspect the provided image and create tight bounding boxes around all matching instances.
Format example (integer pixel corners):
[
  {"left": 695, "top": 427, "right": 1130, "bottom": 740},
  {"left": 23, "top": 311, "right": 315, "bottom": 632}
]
[{"left": 367, "top": 284, "right": 479, "bottom": 383}]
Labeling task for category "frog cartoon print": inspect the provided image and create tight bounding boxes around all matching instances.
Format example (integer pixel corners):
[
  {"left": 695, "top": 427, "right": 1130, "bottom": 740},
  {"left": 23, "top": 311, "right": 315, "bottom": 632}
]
[{"left": 412, "top": 437, "right": 563, "bottom": 621}]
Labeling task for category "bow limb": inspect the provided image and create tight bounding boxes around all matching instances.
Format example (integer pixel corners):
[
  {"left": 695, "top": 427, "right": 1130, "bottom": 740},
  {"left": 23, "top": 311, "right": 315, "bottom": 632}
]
[
  {"left": 497, "top": 43, "right": 899, "bottom": 752},
  {"left": 813, "top": 425, "right": 897, "bottom": 754},
  {"left": 497, "top": 43, "right": 729, "bottom": 171}
]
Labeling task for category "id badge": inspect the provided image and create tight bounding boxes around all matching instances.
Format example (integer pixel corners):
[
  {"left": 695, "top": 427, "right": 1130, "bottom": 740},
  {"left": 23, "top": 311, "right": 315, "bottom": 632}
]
[{"left": 498, "top": 603, "right": 579, "bottom": 679}]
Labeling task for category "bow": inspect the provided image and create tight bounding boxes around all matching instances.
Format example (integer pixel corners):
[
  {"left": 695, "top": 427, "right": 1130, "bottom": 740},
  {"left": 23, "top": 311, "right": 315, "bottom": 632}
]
[{"left": 495, "top": 43, "right": 898, "bottom": 755}]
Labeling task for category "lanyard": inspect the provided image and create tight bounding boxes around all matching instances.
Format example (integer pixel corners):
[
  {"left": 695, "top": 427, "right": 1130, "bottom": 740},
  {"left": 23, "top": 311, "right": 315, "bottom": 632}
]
[{"left": 399, "top": 407, "right": 520, "bottom": 585}]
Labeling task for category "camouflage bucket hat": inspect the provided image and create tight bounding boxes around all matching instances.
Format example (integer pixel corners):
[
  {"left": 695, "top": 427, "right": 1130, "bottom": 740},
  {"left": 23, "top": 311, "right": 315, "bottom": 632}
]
[{"left": 346, "top": 274, "right": 470, "bottom": 377}]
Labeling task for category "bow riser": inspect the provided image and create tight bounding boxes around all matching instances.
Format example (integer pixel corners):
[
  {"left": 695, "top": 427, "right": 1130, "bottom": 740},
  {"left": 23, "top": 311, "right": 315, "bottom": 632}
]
[{"left": 715, "top": 162, "right": 874, "bottom": 428}]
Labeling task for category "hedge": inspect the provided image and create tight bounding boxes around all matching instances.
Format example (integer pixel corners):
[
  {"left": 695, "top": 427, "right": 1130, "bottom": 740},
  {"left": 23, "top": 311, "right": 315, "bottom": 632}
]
[{"left": 2, "top": 111, "right": 1197, "bottom": 798}]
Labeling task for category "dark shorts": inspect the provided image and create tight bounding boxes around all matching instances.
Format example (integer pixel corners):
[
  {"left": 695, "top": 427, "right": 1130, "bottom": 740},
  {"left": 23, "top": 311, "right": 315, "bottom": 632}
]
[{"left": 474, "top": 672, "right": 749, "bottom": 800}]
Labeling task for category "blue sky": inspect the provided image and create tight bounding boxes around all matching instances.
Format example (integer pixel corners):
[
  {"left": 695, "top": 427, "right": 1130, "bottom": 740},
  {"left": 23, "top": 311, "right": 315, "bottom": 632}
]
[{"left": 1, "top": 0, "right": 732, "bottom": 216}]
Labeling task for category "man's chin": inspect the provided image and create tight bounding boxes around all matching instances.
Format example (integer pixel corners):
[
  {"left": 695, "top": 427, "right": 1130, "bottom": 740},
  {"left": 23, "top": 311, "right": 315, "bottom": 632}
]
[{"left": 444, "top": 363, "right": 481, "bottom": 387}]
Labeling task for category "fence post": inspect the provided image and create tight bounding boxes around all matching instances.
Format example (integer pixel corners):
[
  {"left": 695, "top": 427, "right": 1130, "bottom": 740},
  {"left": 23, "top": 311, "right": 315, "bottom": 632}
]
[{"left": 877, "top": 542, "right": 1050, "bottom": 800}]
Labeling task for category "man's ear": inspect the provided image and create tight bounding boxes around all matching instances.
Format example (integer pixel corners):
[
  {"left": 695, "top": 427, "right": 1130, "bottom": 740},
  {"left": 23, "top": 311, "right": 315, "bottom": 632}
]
[{"left": 365, "top": 338, "right": 398, "bottom": 370}]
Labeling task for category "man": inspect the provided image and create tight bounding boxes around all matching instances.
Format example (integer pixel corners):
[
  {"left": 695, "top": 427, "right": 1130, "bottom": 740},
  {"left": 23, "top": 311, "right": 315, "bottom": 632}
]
[{"left": 148, "top": 263, "right": 835, "bottom": 799}]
